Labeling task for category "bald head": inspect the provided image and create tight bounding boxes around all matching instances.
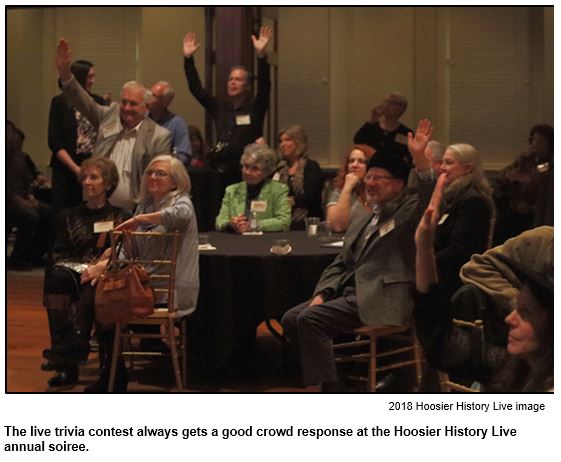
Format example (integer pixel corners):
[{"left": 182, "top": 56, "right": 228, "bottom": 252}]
[{"left": 148, "top": 81, "right": 175, "bottom": 120}]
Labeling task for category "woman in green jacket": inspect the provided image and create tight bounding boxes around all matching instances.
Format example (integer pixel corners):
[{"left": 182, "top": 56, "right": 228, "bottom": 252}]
[{"left": 216, "top": 143, "right": 291, "bottom": 233}]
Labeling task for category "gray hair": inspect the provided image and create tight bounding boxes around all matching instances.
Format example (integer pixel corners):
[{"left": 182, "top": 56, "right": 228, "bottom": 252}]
[
  {"left": 138, "top": 154, "right": 191, "bottom": 206},
  {"left": 446, "top": 143, "right": 493, "bottom": 197},
  {"left": 121, "top": 81, "right": 152, "bottom": 105},
  {"left": 387, "top": 93, "right": 408, "bottom": 114},
  {"left": 240, "top": 143, "right": 278, "bottom": 177},
  {"left": 427, "top": 140, "right": 445, "bottom": 163}
]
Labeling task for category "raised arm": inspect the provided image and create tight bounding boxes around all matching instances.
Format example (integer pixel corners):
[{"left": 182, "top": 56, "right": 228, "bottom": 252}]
[
  {"left": 415, "top": 174, "right": 445, "bottom": 293},
  {"left": 56, "top": 38, "right": 72, "bottom": 82},
  {"left": 252, "top": 25, "right": 273, "bottom": 57},
  {"left": 407, "top": 119, "right": 433, "bottom": 173}
]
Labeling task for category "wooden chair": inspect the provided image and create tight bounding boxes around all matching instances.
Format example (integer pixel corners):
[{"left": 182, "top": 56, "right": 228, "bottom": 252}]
[
  {"left": 107, "top": 230, "right": 192, "bottom": 392},
  {"left": 438, "top": 318, "right": 484, "bottom": 392},
  {"left": 333, "top": 324, "right": 423, "bottom": 392}
]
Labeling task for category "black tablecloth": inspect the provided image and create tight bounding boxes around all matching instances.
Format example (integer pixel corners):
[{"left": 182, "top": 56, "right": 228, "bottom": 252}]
[
  {"left": 189, "top": 231, "right": 341, "bottom": 371},
  {"left": 188, "top": 167, "right": 223, "bottom": 232}
]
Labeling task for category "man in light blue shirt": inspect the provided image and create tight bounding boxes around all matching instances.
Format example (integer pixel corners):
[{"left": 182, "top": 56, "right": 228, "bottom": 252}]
[{"left": 149, "top": 81, "right": 192, "bottom": 166}]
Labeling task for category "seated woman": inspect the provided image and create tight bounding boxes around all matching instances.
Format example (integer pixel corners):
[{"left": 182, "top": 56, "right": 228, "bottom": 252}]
[
  {"left": 42, "top": 157, "right": 130, "bottom": 387},
  {"left": 408, "top": 126, "right": 495, "bottom": 297},
  {"left": 216, "top": 143, "right": 291, "bottom": 233},
  {"left": 325, "top": 145, "right": 373, "bottom": 232},
  {"left": 275, "top": 125, "right": 324, "bottom": 229},
  {"left": 414, "top": 181, "right": 553, "bottom": 392},
  {"left": 83, "top": 154, "right": 200, "bottom": 392}
]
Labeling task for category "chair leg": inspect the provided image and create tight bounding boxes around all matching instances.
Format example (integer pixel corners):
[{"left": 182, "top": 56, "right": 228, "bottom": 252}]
[
  {"left": 108, "top": 323, "right": 122, "bottom": 393},
  {"left": 180, "top": 318, "right": 187, "bottom": 388},
  {"left": 413, "top": 336, "right": 423, "bottom": 388},
  {"left": 367, "top": 336, "right": 377, "bottom": 392},
  {"left": 167, "top": 319, "right": 183, "bottom": 392}
]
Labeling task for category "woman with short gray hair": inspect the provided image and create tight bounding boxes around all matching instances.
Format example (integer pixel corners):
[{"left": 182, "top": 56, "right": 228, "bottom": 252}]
[{"left": 216, "top": 143, "right": 291, "bottom": 233}]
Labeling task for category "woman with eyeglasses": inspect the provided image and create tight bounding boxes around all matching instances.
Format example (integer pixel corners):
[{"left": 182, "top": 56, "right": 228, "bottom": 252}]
[
  {"left": 84, "top": 154, "right": 199, "bottom": 392},
  {"left": 408, "top": 124, "right": 495, "bottom": 297},
  {"left": 216, "top": 143, "right": 291, "bottom": 233}
]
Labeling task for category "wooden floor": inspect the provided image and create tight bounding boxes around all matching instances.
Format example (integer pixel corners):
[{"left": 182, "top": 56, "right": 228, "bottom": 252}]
[{"left": 6, "top": 268, "right": 308, "bottom": 393}]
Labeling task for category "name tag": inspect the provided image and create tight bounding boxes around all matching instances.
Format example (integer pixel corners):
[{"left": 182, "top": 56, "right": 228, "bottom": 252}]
[
  {"left": 251, "top": 200, "right": 267, "bottom": 212},
  {"left": 394, "top": 133, "right": 408, "bottom": 145},
  {"left": 94, "top": 221, "right": 114, "bottom": 233},
  {"left": 236, "top": 114, "right": 251, "bottom": 126},
  {"left": 272, "top": 172, "right": 281, "bottom": 182},
  {"left": 438, "top": 213, "right": 449, "bottom": 225},
  {"left": 379, "top": 219, "right": 395, "bottom": 237},
  {"left": 102, "top": 122, "right": 120, "bottom": 138}
]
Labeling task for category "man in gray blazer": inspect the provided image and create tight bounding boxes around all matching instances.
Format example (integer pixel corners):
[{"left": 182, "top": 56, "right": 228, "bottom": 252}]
[
  {"left": 55, "top": 38, "right": 171, "bottom": 210},
  {"left": 282, "top": 125, "right": 434, "bottom": 391}
]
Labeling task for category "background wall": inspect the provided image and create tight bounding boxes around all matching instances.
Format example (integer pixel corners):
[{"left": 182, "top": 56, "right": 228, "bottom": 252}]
[{"left": 6, "top": 6, "right": 553, "bottom": 174}]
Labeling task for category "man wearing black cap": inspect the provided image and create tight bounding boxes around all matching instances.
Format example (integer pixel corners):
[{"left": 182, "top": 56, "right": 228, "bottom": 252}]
[{"left": 282, "top": 120, "right": 435, "bottom": 391}]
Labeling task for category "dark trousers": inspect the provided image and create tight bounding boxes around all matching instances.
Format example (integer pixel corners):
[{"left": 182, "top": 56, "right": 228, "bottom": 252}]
[{"left": 281, "top": 287, "right": 363, "bottom": 385}]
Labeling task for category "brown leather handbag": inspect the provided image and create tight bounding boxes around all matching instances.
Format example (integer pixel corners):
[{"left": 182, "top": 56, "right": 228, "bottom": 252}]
[{"left": 95, "top": 231, "right": 154, "bottom": 324}]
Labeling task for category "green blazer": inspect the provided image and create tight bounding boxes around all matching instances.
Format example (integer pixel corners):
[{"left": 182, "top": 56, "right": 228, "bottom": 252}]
[{"left": 215, "top": 179, "right": 291, "bottom": 232}]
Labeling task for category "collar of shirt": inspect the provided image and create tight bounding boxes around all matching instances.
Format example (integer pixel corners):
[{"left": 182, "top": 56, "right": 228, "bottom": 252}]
[{"left": 121, "top": 120, "right": 143, "bottom": 140}]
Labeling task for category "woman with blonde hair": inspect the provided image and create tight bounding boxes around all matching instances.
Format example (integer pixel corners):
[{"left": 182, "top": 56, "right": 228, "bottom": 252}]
[
  {"left": 408, "top": 122, "right": 495, "bottom": 297},
  {"left": 275, "top": 125, "right": 324, "bottom": 229}
]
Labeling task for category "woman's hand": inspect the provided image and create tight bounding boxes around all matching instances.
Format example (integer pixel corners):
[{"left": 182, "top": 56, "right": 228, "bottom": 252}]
[
  {"left": 342, "top": 172, "right": 361, "bottom": 193},
  {"left": 80, "top": 259, "right": 108, "bottom": 286},
  {"left": 115, "top": 216, "right": 140, "bottom": 231},
  {"left": 407, "top": 119, "right": 433, "bottom": 172},
  {"left": 183, "top": 31, "right": 201, "bottom": 58},
  {"left": 252, "top": 25, "right": 273, "bottom": 57},
  {"left": 230, "top": 214, "right": 250, "bottom": 234}
]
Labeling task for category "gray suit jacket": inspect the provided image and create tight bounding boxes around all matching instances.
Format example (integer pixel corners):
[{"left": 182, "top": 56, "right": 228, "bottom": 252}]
[
  {"left": 62, "top": 77, "right": 171, "bottom": 200},
  {"left": 314, "top": 179, "right": 434, "bottom": 326}
]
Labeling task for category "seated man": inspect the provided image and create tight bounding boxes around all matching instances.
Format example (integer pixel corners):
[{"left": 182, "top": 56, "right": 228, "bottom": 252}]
[
  {"left": 215, "top": 143, "right": 291, "bottom": 233},
  {"left": 282, "top": 124, "right": 434, "bottom": 391}
]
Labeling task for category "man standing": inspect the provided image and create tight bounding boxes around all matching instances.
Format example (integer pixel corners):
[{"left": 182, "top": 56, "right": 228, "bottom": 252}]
[
  {"left": 182, "top": 26, "right": 272, "bottom": 186},
  {"left": 148, "top": 81, "right": 192, "bottom": 167},
  {"left": 354, "top": 93, "right": 412, "bottom": 166},
  {"left": 282, "top": 121, "right": 434, "bottom": 391},
  {"left": 55, "top": 38, "right": 171, "bottom": 211}
]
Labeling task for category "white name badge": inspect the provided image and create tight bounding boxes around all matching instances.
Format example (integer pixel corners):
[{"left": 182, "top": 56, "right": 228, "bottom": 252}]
[
  {"left": 251, "top": 200, "right": 268, "bottom": 213},
  {"left": 94, "top": 221, "right": 114, "bottom": 233},
  {"left": 394, "top": 133, "right": 408, "bottom": 145},
  {"left": 438, "top": 213, "right": 449, "bottom": 225},
  {"left": 236, "top": 114, "right": 251, "bottom": 126},
  {"left": 102, "top": 122, "right": 120, "bottom": 138},
  {"left": 379, "top": 219, "right": 396, "bottom": 237}
]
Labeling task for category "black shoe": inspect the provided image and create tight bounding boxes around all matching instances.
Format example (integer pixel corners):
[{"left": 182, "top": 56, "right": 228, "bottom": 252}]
[
  {"left": 42, "top": 340, "right": 89, "bottom": 365},
  {"left": 47, "top": 367, "right": 79, "bottom": 387},
  {"left": 84, "top": 364, "right": 128, "bottom": 393},
  {"left": 40, "top": 360, "right": 60, "bottom": 371}
]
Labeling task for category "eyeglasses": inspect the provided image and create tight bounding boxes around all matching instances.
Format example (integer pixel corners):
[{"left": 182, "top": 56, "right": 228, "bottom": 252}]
[
  {"left": 366, "top": 174, "right": 395, "bottom": 181},
  {"left": 145, "top": 169, "right": 169, "bottom": 178}
]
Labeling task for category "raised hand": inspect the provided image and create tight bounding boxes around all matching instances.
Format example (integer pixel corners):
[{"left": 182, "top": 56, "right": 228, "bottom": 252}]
[
  {"left": 415, "top": 173, "right": 446, "bottom": 249},
  {"left": 183, "top": 31, "right": 201, "bottom": 58},
  {"left": 252, "top": 25, "right": 273, "bottom": 56},
  {"left": 407, "top": 119, "right": 433, "bottom": 171},
  {"left": 56, "top": 38, "right": 72, "bottom": 81}
]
